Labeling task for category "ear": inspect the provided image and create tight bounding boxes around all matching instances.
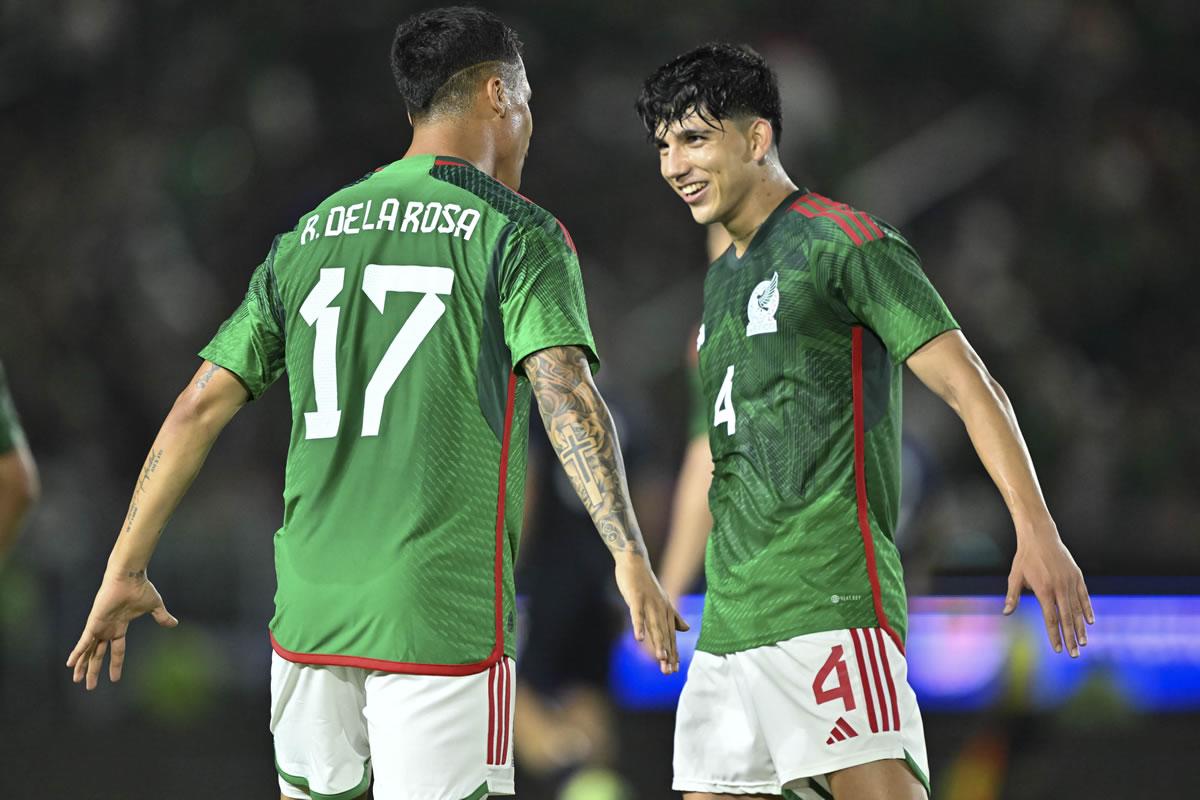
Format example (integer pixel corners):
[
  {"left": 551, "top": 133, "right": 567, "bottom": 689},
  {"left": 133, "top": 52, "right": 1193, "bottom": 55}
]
[
  {"left": 747, "top": 118, "right": 774, "bottom": 161},
  {"left": 486, "top": 75, "right": 508, "bottom": 117}
]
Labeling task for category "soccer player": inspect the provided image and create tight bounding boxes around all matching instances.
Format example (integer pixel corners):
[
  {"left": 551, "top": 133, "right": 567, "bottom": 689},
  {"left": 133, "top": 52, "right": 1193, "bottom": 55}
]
[
  {"left": 637, "top": 44, "right": 1093, "bottom": 800},
  {"left": 65, "top": 8, "right": 683, "bottom": 799},
  {"left": 0, "top": 359, "right": 39, "bottom": 561}
]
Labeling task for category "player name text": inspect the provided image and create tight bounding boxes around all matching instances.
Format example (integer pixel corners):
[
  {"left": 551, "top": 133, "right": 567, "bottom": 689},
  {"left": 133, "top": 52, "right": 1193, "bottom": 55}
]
[{"left": 300, "top": 199, "right": 481, "bottom": 246}]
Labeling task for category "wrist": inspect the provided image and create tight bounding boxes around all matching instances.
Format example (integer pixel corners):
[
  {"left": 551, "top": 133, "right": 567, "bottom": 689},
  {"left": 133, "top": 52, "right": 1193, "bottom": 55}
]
[
  {"left": 105, "top": 556, "right": 149, "bottom": 583},
  {"left": 611, "top": 546, "right": 649, "bottom": 566},
  {"left": 1013, "top": 516, "right": 1059, "bottom": 544}
]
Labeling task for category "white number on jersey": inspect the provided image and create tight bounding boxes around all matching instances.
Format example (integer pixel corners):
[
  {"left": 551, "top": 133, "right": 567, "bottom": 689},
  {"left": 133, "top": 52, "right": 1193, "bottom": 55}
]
[
  {"left": 299, "top": 264, "right": 455, "bottom": 440},
  {"left": 714, "top": 364, "right": 737, "bottom": 436}
]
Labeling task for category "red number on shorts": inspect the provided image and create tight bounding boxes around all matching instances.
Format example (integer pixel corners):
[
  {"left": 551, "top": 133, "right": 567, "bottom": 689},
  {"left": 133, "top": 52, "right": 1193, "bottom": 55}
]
[{"left": 812, "top": 645, "right": 857, "bottom": 712}]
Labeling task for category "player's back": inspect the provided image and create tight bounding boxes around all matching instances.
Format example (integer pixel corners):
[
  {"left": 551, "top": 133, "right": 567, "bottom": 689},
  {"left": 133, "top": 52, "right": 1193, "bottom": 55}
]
[{"left": 203, "top": 154, "right": 594, "bottom": 672}]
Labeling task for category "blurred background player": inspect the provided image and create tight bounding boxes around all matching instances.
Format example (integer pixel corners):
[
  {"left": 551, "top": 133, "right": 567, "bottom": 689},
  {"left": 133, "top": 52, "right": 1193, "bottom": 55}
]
[
  {"left": 514, "top": 388, "right": 655, "bottom": 800},
  {"left": 64, "top": 7, "right": 683, "bottom": 800},
  {"left": 0, "top": 360, "right": 39, "bottom": 562},
  {"left": 637, "top": 43, "right": 1092, "bottom": 800}
]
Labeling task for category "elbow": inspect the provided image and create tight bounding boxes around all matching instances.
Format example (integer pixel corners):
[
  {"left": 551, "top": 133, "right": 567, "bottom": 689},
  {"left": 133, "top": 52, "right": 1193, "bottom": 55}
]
[
  {"left": 169, "top": 382, "right": 243, "bottom": 432},
  {"left": 0, "top": 451, "right": 39, "bottom": 516},
  {"left": 940, "top": 351, "right": 1005, "bottom": 416}
]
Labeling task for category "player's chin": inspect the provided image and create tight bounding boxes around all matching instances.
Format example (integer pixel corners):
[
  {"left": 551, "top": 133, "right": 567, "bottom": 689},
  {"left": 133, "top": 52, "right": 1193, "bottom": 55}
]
[{"left": 687, "top": 201, "right": 718, "bottom": 226}]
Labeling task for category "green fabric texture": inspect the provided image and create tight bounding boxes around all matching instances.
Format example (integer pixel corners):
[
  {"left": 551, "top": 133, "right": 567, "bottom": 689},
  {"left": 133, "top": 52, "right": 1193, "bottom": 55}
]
[
  {"left": 694, "top": 190, "right": 958, "bottom": 654},
  {"left": 201, "top": 155, "right": 597, "bottom": 668}
]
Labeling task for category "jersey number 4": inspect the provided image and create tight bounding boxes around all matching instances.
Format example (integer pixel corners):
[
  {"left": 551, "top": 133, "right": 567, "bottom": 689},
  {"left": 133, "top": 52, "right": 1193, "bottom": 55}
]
[
  {"left": 300, "top": 265, "right": 455, "bottom": 440},
  {"left": 713, "top": 364, "right": 737, "bottom": 435}
]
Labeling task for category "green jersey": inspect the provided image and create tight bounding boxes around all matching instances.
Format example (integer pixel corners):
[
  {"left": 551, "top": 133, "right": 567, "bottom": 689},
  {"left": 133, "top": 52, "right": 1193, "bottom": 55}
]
[
  {"left": 201, "top": 155, "right": 597, "bottom": 674},
  {"left": 694, "top": 190, "right": 957, "bottom": 655},
  {"left": 0, "top": 360, "right": 25, "bottom": 455}
]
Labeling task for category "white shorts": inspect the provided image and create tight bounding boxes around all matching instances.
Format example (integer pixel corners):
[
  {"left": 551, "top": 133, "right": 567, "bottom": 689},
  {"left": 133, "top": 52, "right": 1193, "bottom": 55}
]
[
  {"left": 673, "top": 628, "right": 929, "bottom": 799},
  {"left": 270, "top": 653, "right": 515, "bottom": 800}
]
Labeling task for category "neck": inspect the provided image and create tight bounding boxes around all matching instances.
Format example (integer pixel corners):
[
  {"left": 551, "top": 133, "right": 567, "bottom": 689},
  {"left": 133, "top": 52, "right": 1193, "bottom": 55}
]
[
  {"left": 405, "top": 118, "right": 499, "bottom": 179},
  {"left": 725, "top": 167, "right": 798, "bottom": 256}
]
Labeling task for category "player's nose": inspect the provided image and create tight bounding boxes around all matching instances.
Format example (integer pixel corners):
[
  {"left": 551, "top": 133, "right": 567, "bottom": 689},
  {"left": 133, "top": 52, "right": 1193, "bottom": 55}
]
[{"left": 661, "top": 144, "right": 691, "bottom": 182}]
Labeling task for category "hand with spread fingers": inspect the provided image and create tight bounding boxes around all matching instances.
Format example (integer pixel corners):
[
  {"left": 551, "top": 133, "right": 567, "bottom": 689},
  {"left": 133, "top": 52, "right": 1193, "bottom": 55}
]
[
  {"left": 614, "top": 551, "right": 690, "bottom": 674},
  {"left": 1004, "top": 528, "right": 1094, "bottom": 657},
  {"left": 66, "top": 570, "right": 179, "bottom": 690}
]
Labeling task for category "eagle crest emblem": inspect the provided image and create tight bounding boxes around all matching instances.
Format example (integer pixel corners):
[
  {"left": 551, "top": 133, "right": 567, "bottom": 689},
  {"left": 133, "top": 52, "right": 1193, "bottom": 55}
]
[{"left": 746, "top": 271, "right": 780, "bottom": 336}]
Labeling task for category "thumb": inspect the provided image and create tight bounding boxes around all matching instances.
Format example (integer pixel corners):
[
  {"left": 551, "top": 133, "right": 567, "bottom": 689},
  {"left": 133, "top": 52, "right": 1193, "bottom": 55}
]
[
  {"left": 1003, "top": 569, "right": 1022, "bottom": 616},
  {"left": 675, "top": 610, "right": 691, "bottom": 632},
  {"left": 151, "top": 605, "right": 179, "bottom": 628}
]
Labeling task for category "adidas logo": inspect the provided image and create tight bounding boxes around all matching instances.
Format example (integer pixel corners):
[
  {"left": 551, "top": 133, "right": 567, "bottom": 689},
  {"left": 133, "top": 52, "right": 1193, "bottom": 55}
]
[{"left": 825, "top": 717, "right": 859, "bottom": 745}]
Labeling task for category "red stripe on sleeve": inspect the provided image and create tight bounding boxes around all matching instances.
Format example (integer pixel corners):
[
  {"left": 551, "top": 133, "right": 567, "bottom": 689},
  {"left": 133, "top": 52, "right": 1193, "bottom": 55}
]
[
  {"left": 875, "top": 627, "right": 902, "bottom": 731},
  {"left": 859, "top": 213, "right": 884, "bottom": 240},
  {"left": 812, "top": 194, "right": 873, "bottom": 242},
  {"left": 849, "top": 628, "right": 879, "bottom": 733},
  {"left": 799, "top": 197, "right": 863, "bottom": 245},
  {"left": 791, "top": 196, "right": 818, "bottom": 217}
]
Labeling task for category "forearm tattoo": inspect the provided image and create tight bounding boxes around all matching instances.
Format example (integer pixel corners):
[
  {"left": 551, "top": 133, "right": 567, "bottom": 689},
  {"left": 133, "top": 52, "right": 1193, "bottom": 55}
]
[
  {"left": 123, "top": 448, "right": 164, "bottom": 534},
  {"left": 524, "top": 347, "right": 644, "bottom": 555}
]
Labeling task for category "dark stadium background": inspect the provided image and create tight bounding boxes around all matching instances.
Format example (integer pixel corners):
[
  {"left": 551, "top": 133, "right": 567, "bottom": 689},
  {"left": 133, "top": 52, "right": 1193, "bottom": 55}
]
[{"left": 2, "top": 1, "right": 1198, "bottom": 797}]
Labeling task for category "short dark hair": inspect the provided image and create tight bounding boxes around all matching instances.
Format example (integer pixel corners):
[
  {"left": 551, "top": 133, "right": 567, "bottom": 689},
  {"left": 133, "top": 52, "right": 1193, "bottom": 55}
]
[
  {"left": 635, "top": 43, "right": 783, "bottom": 146},
  {"left": 391, "top": 6, "right": 524, "bottom": 120}
]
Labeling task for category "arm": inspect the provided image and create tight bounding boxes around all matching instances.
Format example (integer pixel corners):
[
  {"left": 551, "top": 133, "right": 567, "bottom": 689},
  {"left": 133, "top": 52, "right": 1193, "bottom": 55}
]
[
  {"left": 67, "top": 361, "right": 249, "bottom": 689},
  {"left": 906, "top": 330, "right": 1093, "bottom": 656},
  {"left": 658, "top": 434, "right": 712, "bottom": 602},
  {"left": 522, "top": 346, "right": 688, "bottom": 673},
  {"left": 0, "top": 440, "right": 39, "bottom": 561}
]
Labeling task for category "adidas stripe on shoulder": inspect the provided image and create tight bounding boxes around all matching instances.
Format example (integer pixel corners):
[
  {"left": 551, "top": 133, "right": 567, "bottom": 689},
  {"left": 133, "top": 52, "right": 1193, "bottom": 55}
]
[{"left": 791, "top": 192, "right": 885, "bottom": 248}]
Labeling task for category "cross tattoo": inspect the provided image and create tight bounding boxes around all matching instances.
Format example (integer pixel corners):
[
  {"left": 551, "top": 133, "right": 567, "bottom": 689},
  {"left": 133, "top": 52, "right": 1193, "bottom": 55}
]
[{"left": 560, "top": 429, "right": 602, "bottom": 507}]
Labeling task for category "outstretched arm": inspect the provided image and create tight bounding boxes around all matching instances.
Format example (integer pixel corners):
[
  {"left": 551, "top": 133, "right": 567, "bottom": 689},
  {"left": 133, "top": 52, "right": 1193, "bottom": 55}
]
[
  {"left": 659, "top": 434, "right": 712, "bottom": 602},
  {"left": 523, "top": 346, "right": 688, "bottom": 673},
  {"left": 67, "top": 361, "right": 249, "bottom": 689},
  {"left": 907, "top": 330, "right": 1093, "bottom": 656}
]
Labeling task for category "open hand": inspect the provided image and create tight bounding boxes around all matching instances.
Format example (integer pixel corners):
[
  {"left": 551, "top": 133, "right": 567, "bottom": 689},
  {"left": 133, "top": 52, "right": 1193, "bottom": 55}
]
[
  {"left": 613, "top": 552, "right": 690, "bottom": 674},
  {"left": 1004, "top": 531, "right": 1093, "bottom": 657},
  {"left": 66, "top": 571, "right": 178, "bottom": 690}
]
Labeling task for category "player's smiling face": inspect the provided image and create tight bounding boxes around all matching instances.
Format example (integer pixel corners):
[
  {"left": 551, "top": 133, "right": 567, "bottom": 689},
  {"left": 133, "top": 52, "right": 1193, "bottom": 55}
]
[{"left": 656, "top": 111, "right": 757, "bottom": 227}]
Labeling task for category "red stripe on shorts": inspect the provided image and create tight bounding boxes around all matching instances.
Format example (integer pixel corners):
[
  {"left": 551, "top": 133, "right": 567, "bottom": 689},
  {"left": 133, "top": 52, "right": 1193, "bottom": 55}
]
[
  {"left": 863, "top": 628, "right": 891, "bottom": 732},
  {"left": 849, "top": 628, "right": 879, "bottom": 733},
  {"left": 501, "top": 659, "right": 512, "bottom": 765},
  {"left": 875, "top": 627, "right": 902, "bottom": 732},
  {"left": 487, "top": 663, "right": 498, "bottom": 764}
]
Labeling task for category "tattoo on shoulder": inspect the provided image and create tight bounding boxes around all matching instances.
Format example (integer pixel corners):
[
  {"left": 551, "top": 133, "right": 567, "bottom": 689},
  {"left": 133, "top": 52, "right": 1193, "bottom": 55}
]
[{"left": 524, "top": 347, "right": 644, "bottom": 556}]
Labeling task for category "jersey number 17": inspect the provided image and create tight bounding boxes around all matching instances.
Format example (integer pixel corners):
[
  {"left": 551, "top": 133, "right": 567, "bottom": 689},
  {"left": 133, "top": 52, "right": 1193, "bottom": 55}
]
[{"left": 299, "top": 264, "right": 455, "bottom": 440}]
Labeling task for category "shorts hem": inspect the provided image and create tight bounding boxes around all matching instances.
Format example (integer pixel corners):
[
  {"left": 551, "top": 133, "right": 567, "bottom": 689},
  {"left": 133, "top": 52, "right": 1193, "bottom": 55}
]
[
  {"left": 673, "top": 778, "right": 783, "bottom": 795},
  {"left": 276, "top": 757, "right": 372, "bottom": 800},
  {"left": 779, "top": 746, "right": 907, "bottom": 789}
]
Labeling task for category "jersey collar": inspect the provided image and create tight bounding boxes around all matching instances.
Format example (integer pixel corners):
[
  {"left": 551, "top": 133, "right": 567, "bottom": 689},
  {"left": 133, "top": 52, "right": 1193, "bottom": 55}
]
[{"left": 724, "top": 188, "right": 809, "bottom": 266}]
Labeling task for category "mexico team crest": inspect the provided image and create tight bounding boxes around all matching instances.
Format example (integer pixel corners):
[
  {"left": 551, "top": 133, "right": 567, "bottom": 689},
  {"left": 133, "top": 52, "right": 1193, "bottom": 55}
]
[{"left": 746, "top": 272, "right": 780, "bottom": 336}]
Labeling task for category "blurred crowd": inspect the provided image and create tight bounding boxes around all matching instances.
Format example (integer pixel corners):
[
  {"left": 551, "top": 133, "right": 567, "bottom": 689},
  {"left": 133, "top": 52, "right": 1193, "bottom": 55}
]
[{"left": 1, "top": 0, "right": 1197, "bottom": 796}]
